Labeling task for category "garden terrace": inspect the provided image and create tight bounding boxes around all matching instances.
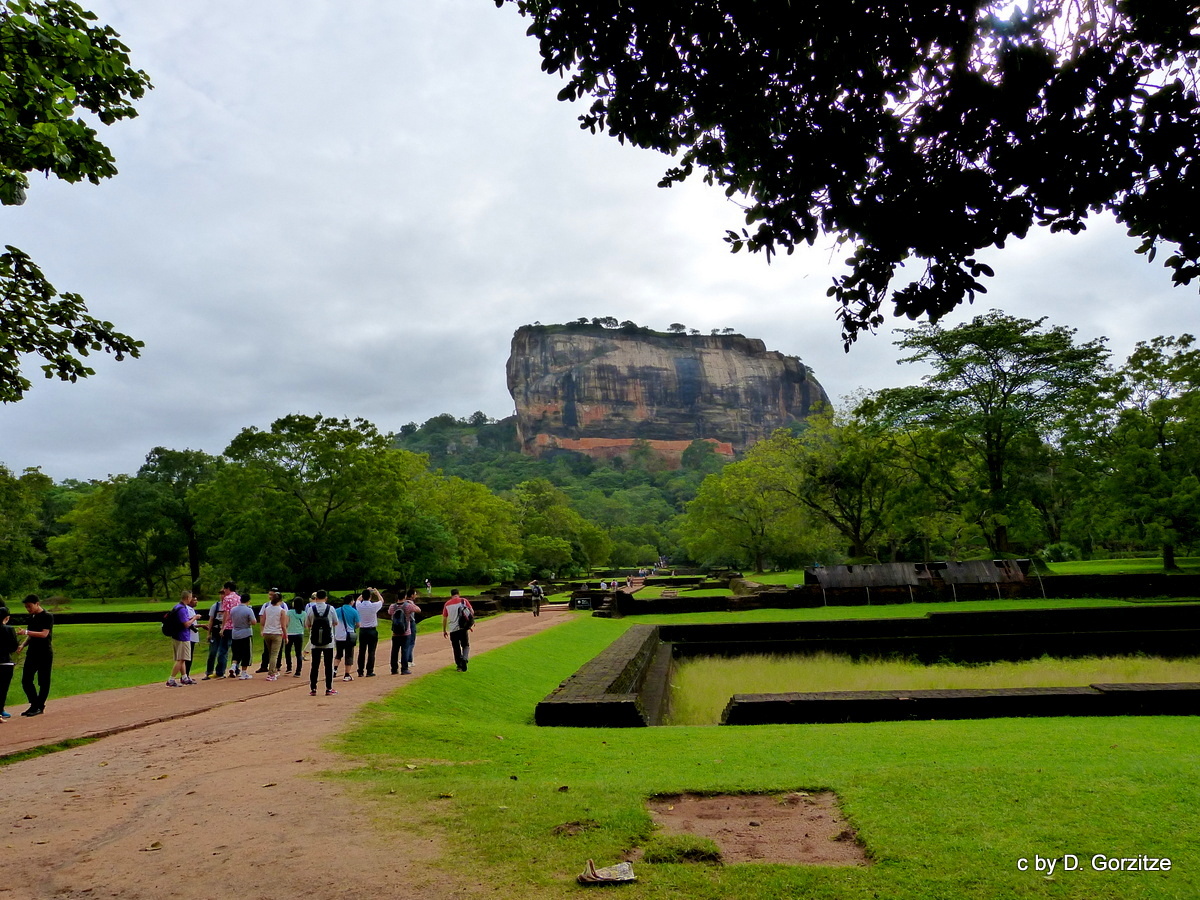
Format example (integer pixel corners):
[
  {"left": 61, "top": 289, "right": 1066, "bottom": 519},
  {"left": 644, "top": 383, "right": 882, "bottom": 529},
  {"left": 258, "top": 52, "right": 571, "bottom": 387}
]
[{"left": 535, "top": 604, "right": 1200, "bottom": 727}]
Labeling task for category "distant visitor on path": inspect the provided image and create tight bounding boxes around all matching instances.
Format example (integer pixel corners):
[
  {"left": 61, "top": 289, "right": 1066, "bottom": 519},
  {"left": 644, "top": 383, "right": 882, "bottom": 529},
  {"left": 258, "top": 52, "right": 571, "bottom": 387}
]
[
  {"left": 529, "top": 580, "right": 544, "bottom": 617},
  {"left": 441, "top": 589, "right": 474, "bottom": 672},
  {"left": 389, "top": 588, "right": 421, "bottom": 675},
  {"left": 306, "top": 591, "right": 338, "bottom": 696},
  {"left": 355, "top": 588, "right": 384, "bottom": 677},
  {"left": 18, "top": 594, "right": 53, "bottom": 717}
]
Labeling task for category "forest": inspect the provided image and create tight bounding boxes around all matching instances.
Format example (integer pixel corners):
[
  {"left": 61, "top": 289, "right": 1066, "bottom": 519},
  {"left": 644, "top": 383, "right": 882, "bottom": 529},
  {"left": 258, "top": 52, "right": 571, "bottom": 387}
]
[{"left": 1, "top": 312, "right": 1196, "bottom": 601}]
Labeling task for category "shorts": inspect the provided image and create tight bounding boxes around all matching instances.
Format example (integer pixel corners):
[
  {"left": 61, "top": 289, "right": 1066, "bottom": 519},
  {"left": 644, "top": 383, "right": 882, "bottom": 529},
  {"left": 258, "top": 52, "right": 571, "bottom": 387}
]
[{"left": 173, "top": 640, "right": 193, "bottom": 662}]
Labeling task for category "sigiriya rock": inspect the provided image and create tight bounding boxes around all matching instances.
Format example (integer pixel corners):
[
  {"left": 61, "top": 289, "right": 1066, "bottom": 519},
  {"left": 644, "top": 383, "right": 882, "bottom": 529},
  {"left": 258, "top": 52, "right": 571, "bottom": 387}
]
[{"left": 506, "top": 323, "right": 831, "bottom": 465}]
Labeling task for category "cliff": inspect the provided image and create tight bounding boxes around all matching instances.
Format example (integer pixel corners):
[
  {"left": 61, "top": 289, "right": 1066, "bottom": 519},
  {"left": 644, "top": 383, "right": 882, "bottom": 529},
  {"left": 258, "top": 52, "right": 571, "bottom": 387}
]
[{"left": 506, "top": 325, "right": 831, "bottom": 463}]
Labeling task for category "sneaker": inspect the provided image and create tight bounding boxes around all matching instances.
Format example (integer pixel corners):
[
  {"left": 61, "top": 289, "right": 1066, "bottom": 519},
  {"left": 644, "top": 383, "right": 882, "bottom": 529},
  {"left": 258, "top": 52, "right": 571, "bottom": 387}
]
[
  {"left": 266, "top": 675, "right": 277, "bottom": 682},
  {"left": 365, "top": 672, "right": 376, "bottom": 678},
  {"left": 21, "top": 707, "right": 42, "bottom": 717},
  {"left": 182, "top": 677, "right": 197, "bottom": 685},
  {"left": 238, "top": 672, "right": 251, "bottom": 680},
  {"left": 293, "top": 672, "right": 303, "bottom": 678},
  {"left": 166, "top": 679, "right": 180, "bottom": 687},
  {"left": 0, "top": 711, "right": 11, "bottom": 719},
  {"left": 325, "top": 689, "right": 339, "bottom": 696},
  {"left": 310, "top": 689, "right": 317, "bottom": 696},
  {"left": 342, "top": 674, "right": 352, "bottom": 682},
  {"left": 202, "top": 675, "right": 215, "bottom": 681}
]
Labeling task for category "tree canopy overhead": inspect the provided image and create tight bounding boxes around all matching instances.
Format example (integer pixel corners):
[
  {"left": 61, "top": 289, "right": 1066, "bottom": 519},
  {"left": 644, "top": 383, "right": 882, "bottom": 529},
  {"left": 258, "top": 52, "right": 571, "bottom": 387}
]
[
  {"left": 0, "top": 0, "right": 151, "bottom": 401},
  {"left": 501, "top": 1, "right": 1200, "bottom": 344}
]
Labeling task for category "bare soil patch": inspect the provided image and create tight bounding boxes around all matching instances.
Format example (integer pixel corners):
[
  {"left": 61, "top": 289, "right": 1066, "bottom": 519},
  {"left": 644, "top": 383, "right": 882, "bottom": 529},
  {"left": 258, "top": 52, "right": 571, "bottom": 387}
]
[{"left": 646, "top": 791, "right": 869, "bottom": 866}]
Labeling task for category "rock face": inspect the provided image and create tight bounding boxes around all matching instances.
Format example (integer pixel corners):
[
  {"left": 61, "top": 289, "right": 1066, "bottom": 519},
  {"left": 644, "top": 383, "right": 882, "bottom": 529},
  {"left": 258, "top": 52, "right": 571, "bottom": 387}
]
[{"left": 507, "top": 325, "right": 831, "bottom": 463}]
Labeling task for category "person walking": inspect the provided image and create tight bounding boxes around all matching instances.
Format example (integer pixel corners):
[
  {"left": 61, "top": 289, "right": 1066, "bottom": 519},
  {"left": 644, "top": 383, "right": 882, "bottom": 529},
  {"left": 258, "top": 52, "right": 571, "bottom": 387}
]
[
  {"left": 259, "top": 592, "right": 289, "bottom": 681},
  {"left": 441, "top": 589, "right": 474, "bottom": 672},
  {"left": 17, "top": 594, "right": 53, "bottom": 716},
  {"left": 229, "top": 594, "right": 258, "bottom": 679},
  {"left": 305, "top": 591, "right": 338, "bottom": 696},
  {"left": 529, "top": 580, "right": 544, "bottom": 617},
  {"left": 284, "top": 596, "right": 306, "bottom": 677},
  {"left": 334, "top": 599, "right": 359, "bottom": 682},
  {"left": 389, "top": 588, "right": 421, "bottom": 675},
  {"left": 355, "top": 588, "right": 384, "bottom": 677},
  {"left": 0, "top": 605, "right": 17, "bottom": 722}
]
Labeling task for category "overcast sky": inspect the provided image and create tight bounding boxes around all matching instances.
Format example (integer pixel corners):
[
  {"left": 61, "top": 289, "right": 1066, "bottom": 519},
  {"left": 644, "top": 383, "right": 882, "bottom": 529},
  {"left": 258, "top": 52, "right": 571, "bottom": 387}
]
[{"left": 2, "top": 1, "right": 1197, "bottom": 482}]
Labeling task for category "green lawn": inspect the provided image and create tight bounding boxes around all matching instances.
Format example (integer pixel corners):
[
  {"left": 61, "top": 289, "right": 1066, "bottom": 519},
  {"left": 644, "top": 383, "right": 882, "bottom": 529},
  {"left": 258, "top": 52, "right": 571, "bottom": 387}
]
[
  {"left": 1046, "top": 558, "right": 1200, "bottom": 575},
  {"left": 668, "top": 652, "right": 1200, "bottom": 726},
  {"left": 336, "top": 614, "right": 1200, "bottom": 899},
  {"left": 746, "top": 559, "right": 1200, "bottom": 583}
]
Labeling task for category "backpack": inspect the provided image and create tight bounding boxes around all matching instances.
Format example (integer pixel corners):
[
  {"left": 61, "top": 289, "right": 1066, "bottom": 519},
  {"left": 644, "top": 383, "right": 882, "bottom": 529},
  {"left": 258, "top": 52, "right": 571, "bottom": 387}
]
[
  {"left": 457, "top": 599, "right": 475, "bottom": 631},
  {"left": 310, "top": 604, "right": 333, "bottom": 646},
  {"left": 161, "top": 605, "right": 185, "bottom": 638}
]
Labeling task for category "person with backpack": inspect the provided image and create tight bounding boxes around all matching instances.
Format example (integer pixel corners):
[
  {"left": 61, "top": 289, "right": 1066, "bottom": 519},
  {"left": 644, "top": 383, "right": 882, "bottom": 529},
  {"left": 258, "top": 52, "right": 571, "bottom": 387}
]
[
  {"left": 441, "top": 589, "right": 474, "bottom": 672},
  {"left": 165, "top": 590, "right": 198, "bottom": 687},
  {"left": 334, "top": 599, "right": 359, "bottom": 682},
  {"left": 305, "top": 591, "right": 338, "bottom": 696},
  {"left": 529, "top": 580, "right": 544, "bottom": 617},
  {"left": 389, "top": 588, "right": 421, "bottom": 675}
]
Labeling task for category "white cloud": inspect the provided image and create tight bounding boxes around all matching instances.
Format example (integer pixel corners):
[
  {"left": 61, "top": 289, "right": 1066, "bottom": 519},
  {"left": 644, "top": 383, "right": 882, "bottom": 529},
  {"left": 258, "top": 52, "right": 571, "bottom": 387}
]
[{"left": 2, "top": 0, "right": 1197, "bottom": 480}]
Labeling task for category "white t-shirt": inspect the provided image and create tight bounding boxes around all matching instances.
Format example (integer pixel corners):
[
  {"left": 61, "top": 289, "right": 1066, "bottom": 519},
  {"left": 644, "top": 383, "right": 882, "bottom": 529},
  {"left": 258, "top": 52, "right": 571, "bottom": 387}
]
[
  {"left": 261, "top": 603, "right": 288, "bottom": 635},
  {"left": 355, "top": 598, "right": 383, "bottom": 628}
]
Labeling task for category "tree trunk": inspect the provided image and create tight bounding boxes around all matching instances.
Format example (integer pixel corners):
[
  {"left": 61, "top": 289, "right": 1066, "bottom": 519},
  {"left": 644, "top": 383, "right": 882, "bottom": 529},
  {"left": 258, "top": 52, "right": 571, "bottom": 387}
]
[{"left": 1164, "top": 543, "right": 1180, "bottom": 572}]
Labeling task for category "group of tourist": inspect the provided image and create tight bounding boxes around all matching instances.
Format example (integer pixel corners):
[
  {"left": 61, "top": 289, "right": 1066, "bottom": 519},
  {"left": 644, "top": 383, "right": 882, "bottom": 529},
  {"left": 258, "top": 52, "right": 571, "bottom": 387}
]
[
  {"left": 0, "top": 583, "right": 482, "bottom": 722},
  {"left": 0, "top": 594, "right": 53, "bottom": 722},
  {"left": 168, "top": 582, "right": 473, "bottom": 694}
]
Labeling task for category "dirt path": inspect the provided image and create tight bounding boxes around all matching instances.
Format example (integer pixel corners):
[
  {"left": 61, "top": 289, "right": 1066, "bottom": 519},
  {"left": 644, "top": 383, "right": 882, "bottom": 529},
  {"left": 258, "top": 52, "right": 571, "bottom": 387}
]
[{"left": 0, "top": 608, "right": 570, "bottom": 900}]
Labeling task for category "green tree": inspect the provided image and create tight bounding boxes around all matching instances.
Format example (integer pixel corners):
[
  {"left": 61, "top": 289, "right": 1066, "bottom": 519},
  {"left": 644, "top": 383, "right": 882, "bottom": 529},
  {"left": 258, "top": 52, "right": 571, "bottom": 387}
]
[
  {"left": 750, "top": 414, "right": 912, "bottom": 561},
  {"left": 501, "top": 1, "right": 1200, "bottom": 342},
  {"left": 192, "top": 415, "right": 426, "bottom": 590},
  {"left": 0, "top": 462, "right": 44, "bottom": 595},
  {"left": 511, "top": 478, "right": 611, "bottom": 574},
  {"left": 862, "top": 312, "right": 1108, "bottom": 554},
  {"left": 136, "top": 447, "right": 219, "bottom": 595},
  {"left": 1069, "top": 335, "right": 1200, "bottom": 569},
  {"left": 675, "top": 459, "right": 815, "bottom": 573},
  {"left": 0, "top": 2, "right": 151, "bottom": 401},
  {"left": 49, "top": 476, "right": 182, "bottom": 597}
]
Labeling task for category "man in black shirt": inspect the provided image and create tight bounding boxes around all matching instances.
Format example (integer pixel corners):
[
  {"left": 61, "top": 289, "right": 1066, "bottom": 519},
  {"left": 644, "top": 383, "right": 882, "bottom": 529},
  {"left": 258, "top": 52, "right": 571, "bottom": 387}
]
[{"left": 18, "top": 594, "right": 52, "bottom": 716}]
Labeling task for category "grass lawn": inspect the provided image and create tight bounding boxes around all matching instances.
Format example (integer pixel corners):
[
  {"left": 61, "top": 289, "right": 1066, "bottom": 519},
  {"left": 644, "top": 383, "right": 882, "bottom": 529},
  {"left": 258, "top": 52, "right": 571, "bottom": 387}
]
[
  {"left": 746, "top": 559, "right": 1200, "bottom": 583},
  {"left": 668, "top": 652, "right": 1200, "bottom": 726},
  {"left": 336, "top": 612, "right": 1200, "bottom": 900},
  {"left": 1046, "top": 558, "right": 1200, "bottom": 576}
]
